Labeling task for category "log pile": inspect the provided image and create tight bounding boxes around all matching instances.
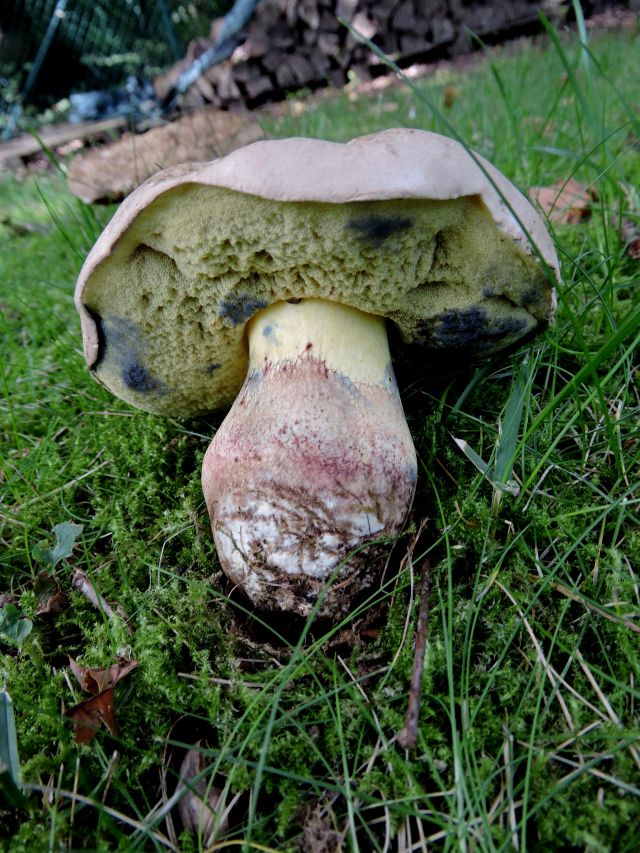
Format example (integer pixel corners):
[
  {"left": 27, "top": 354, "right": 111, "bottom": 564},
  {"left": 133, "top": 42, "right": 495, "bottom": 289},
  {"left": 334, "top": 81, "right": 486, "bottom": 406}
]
[{"left": 154, "top": 0, "right": 592, "bottom": 110}]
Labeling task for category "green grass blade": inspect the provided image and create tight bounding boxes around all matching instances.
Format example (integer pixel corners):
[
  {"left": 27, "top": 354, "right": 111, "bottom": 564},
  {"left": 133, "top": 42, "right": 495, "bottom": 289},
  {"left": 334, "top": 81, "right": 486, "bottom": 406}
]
[
  {"left": 521, "top": 302, "right": 640, "bottom": 493},
  {"left": 493, "top": 355, "right": 534, "bottom": 487},
  {"left": 0, "top": 688, "right": 21, "bottom": 786}
]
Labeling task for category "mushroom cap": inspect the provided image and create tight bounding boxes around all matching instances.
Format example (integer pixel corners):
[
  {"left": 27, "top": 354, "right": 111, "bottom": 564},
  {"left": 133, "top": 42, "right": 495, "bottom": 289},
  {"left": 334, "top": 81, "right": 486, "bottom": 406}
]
[{"left": 75, "top": 128, "right": 558, "bottom": 417}]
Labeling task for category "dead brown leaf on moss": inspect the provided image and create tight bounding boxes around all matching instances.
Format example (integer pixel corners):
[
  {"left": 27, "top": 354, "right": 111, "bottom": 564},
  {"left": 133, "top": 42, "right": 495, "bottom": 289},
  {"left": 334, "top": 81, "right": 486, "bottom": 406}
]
[
  {"left": 68, "top": 656, "right": 138, "bottom": 694},
  {"left": 301, "top": 802, "right": 344, "bottom": 853},
  {"left": 529, "top": 178, "right": 596, "bottom": 224},
  {"left": 614, "top": 213, "right": 640, "bottom": 259},
  {"left": 65, "top": 688, "right": 119, "bottom": 743},
  {"left": 176, "top": 746, "right": 231, "bottom": 845},
  {"left": 65, "top": 657, "right": 138, "bottom": 743},
  {"left": 34, "top": 571, "right": 67, "bottom": 616},
  {"left": 71, "top": 568, "right": 133, "bottom": 633}
]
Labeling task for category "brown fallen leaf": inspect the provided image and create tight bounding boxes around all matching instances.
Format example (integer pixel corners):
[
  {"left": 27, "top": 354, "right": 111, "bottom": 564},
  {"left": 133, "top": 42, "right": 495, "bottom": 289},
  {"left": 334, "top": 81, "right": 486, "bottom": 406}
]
[
  {"left": 65, "top": 657, "right": 137, "bottom": 743},
  {"left": 176, "top": 746, "right": 230, "bottom": 844},
  {"left": 65, "top": 689, "right": 118, "bottom": 743},
  {"left": 628, "top": 238, "right": 640, "bottom": 260},
  {"left": 34, "top": 571, "right": 67, "bottom": 616},
  {"left": 302, "top": 802, "right": 344, "bottom": 853},
  {"left": 66, "top": 108, "right": 263, "bottom": 204},
  {"left": 528, "top": 177, "right": 596, "bottom": 224},
  {"left": 71, "top": 569, "right": 116, "bottom": 616},
  {"left": 68, "top": 656, "right": 138, "bottom": 694}
]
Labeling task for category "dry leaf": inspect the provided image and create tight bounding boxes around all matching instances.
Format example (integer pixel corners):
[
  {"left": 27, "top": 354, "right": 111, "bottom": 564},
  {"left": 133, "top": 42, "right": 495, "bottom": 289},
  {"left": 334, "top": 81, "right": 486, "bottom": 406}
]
[
  {"left": 66, "top": 108, "right": 263, "bottom": 204},
  {"left": 528, "top": 178, "right": 596, "bottom": 224},
  {"left": 34, "top": 571, "right": 67, "bottom": 616},
  {"left": 301, "top": 802, "right": 344, "bottom": 853},
  {"left": 65, "top": 688, "right": 118, "bottom": 743},
  {"left": 177, "top": 746, "right": 228, "bottom": 844},
  {"left": 68, "top": 656, "right": 138, "bottom": 694},
  {"left": 65, "top": 657, "right": 137, "bottom": 743},
  {"left": 71, "top": 569, "right": 116, "bottom": 618},
  {"left": 628, "top": 237, "right": 640, "bottom": 260}
]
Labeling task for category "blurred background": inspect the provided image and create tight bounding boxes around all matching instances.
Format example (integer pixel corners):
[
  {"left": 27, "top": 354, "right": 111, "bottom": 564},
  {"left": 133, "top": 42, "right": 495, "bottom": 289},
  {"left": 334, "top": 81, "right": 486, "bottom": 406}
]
[
  {"left": 6, "top": 0, "right": 635, "bottom": 139},
  {"left": 0, "top": 0, "right": 231, "bottom": 133}
]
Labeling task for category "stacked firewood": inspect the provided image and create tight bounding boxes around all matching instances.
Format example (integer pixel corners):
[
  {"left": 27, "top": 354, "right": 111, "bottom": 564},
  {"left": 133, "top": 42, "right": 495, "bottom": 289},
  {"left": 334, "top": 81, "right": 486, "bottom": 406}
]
[{"left": 154, "top": 0, "right": 573, "bottom": 110}]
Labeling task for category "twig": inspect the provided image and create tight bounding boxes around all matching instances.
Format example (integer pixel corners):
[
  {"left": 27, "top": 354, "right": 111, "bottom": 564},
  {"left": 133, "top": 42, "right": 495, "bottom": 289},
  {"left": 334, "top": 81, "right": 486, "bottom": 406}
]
[
  {"left": 498, "top": 581, "right": 575, "bottom": 730},
  {"left": 397, "top": 560, "right": 431, "bottom": 749},
  {"left": 384, "top": 519, "right": 429, "bottom": 679}
]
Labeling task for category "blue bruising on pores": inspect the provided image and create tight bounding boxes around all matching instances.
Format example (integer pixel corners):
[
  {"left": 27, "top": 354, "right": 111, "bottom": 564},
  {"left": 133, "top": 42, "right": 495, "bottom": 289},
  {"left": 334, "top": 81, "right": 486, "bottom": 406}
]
[
  {"left": 520, "top": 285, "right": 548, "bottom": 311},
  {"left": 417, "top": 307, "right": 529, "bottom": 353},
  {"left": 346, "top": 215, "right": 414, "bottom": 248},
  {"left": 86, "top": 310, "right": 167, "bottom": 395},
  {"left": 122, "top": 361, "right": 161, "bottom": 393},
  {"left": 262, "top": 325, "right": 272, "bottom": 336},
  {"left": 205, "top": 362, "right": 221, "bottom": 375},
  {"left": 218, "top": 292, "right": 268, "bottom": 326}
]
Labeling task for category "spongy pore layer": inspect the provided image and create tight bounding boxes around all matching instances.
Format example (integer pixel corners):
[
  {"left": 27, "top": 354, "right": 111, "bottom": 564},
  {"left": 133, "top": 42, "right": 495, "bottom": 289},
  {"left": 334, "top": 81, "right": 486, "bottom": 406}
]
[{"left": 80, "top": 184, "right": 553, "bottom": 416}]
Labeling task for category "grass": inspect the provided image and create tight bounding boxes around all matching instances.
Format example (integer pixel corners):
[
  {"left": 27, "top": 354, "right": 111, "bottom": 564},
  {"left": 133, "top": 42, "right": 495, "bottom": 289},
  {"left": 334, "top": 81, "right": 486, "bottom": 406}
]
[{"left": 1, "top": 13, "right": 640, "bottom": 852}]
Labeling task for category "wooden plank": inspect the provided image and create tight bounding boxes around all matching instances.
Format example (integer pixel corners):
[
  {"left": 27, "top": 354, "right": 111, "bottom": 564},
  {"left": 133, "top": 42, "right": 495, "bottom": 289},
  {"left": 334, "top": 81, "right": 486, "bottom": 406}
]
[{"left": 0, "top": 118, "right": 127, "bottom": 164}]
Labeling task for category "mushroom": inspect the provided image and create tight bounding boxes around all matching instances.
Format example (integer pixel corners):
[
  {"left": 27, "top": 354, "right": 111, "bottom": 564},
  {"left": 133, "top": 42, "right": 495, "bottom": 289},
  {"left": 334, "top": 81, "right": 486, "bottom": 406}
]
[{"left": 75, "top": 128, "right": 558, "bottom": 618}]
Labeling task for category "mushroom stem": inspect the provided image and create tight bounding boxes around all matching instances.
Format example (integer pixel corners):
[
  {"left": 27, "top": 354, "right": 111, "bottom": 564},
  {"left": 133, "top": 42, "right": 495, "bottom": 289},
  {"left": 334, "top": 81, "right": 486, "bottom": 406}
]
[{"left": 201, "top": 299, "right": 417, "bottom": 616}]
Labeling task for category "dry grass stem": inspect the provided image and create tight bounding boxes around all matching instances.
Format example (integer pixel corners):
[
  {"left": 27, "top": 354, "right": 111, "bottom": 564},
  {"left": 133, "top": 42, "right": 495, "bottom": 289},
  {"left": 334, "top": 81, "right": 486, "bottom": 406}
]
[
  {"left": 497, "top": 582, "right": 575, "bottom": 730},
  {"left": 549, "top": 580, "right": 640, "bottom": 634}
]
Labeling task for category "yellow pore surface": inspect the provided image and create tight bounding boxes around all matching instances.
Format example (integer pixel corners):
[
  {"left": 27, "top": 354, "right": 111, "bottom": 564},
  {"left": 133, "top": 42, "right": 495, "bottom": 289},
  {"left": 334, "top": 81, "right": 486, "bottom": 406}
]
[{"left": 82, "top": 185, "right": 551, "bottom": 416}]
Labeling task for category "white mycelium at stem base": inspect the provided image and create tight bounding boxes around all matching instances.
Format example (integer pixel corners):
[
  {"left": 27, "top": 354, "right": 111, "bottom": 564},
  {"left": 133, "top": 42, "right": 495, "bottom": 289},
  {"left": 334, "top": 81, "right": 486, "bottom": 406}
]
[{"left": 201, "top": 298, "right": 418, "bottom": 617}]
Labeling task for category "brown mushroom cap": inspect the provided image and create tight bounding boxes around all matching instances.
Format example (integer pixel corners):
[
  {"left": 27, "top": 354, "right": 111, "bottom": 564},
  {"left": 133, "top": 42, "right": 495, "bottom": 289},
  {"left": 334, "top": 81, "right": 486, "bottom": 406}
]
[{"left": 75, "top": 128, "right": 558, "bottom": 417}]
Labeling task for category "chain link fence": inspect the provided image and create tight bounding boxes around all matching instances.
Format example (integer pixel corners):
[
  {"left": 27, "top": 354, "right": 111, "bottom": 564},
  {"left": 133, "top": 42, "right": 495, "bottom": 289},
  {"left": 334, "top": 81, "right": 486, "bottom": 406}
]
[{"left": 0, "top": 0, "right": 231, "bottom": 135}]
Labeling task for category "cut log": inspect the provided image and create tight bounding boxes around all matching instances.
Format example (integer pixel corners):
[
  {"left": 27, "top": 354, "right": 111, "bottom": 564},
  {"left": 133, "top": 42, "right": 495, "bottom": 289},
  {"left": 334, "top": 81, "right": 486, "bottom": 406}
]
[
  {"left": 288, "top": 54, "right": 317, "bottom": 86},
  {"left": 240, "top": 71, "right": 275, "bottom": 101},
  {"left": 336, "top": 0, "right": 360, "bottom": 22},
  {"left": 151, "top": 0, "right": 595, "bottom": 116},
  {"left": 392, "top": 1, "right": 417, "bottom": 32},
  {"left": 298, "top": 0, "right": 321, "bottom": 29},
  {"left": 274, "top": 61, "right": 298, "bottom": 89}
]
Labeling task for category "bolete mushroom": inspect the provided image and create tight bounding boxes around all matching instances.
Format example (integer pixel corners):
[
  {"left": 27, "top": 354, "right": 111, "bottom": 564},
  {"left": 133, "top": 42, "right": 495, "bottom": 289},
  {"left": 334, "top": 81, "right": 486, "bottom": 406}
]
[{"left": 75, "top": 128, "right": 558, "bottom": 617}]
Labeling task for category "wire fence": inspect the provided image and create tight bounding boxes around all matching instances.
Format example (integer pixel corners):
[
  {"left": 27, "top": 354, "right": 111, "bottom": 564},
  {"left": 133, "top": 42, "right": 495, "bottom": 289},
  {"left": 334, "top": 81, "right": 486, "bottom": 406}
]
[{"left": 0, "top": 0, "right": 231, "bottom": 136}]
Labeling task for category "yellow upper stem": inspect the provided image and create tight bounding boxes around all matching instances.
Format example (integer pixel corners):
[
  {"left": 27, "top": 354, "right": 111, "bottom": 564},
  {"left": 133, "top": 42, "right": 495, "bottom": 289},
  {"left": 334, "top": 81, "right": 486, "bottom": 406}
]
[{"left": 246, "top": 298, "right": 394, "bottom": 386}]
